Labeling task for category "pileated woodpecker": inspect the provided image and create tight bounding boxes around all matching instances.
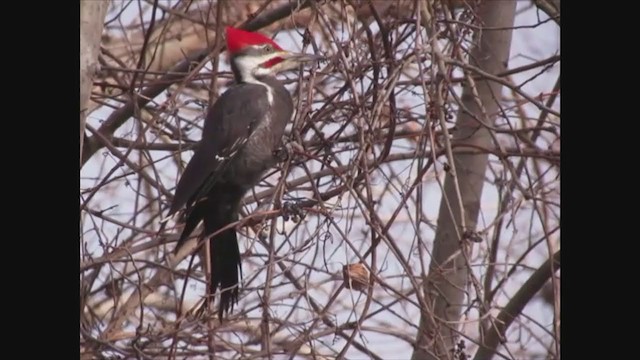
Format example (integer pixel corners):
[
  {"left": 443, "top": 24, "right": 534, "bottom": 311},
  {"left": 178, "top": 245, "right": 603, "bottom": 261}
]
[{"left": 166, "top": 26, "right": 321, "bottom": 319}]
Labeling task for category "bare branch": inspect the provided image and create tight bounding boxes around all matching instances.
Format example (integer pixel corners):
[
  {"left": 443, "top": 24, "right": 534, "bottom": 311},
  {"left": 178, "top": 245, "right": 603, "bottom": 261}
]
[
  {"left": 473, "top": 250, "right": 560, "bottom": 360},
  {"left": 412, "top": 1, "right": 518, "bottom": 359}
]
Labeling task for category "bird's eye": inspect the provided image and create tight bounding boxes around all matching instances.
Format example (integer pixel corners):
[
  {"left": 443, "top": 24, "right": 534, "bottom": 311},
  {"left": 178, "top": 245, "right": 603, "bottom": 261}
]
[{"left": 263, "top": 45, "right": 273, "bottom": 53}]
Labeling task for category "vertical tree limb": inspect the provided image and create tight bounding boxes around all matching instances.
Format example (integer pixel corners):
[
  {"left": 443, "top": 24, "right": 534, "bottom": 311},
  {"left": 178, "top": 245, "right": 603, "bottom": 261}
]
[
  {"left": 80, "top": 0, "right": 110, "bottom": 166},
  {"left": 412, "top": 1, "right": 517, "bottom": 359}
]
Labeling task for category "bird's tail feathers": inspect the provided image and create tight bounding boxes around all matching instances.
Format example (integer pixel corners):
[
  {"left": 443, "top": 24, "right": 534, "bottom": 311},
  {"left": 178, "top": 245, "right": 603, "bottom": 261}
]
[{"left": 202, "top": 197, "right": 242, "bottom": 320}]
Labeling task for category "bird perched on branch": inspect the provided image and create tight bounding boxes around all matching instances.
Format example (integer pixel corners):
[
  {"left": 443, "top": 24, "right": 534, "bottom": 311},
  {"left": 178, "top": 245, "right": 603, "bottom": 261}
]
[{"left": 165, "top": 26, "right": 323, "bottom": 319}]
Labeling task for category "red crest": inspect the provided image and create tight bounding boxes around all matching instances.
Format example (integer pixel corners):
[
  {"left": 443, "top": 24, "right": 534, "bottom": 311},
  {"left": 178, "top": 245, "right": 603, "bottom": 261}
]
[{"left": 225, "top": 27, "right": 283, "bottom": 54}]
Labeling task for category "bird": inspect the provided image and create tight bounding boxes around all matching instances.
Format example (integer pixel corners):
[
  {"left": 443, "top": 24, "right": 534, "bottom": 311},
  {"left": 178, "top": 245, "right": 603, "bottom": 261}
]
[{"left": 165, "top": 26, "right": 322, "bottom": 320}]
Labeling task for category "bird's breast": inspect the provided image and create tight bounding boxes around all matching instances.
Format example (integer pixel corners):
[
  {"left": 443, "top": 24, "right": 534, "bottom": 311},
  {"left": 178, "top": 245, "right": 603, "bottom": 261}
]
[{"left": 226, "top": 111, "right": 288, "bottom": 187}]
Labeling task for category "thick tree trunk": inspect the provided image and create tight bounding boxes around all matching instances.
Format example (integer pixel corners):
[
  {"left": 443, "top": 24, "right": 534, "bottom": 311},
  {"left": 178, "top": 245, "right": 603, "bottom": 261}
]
[
  {"left": 80, "top": 0, "right": 110, "bottom": 166},
  {"left": 411, "top": 1, "right": 517, "bottom": 359}
]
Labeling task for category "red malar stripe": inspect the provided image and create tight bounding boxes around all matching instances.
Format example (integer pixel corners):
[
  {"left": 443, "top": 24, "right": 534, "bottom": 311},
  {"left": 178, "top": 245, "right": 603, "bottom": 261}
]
[{"left": 261, "top": 57, "right": 284, "bottom": 68}]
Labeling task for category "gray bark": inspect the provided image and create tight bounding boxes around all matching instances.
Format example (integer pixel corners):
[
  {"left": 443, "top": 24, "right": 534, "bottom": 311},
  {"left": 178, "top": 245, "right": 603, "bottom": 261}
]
[
  {"left": 80, "top": 0, "right": 110, "bottom": 165},
  {"left": 411, "top": 1, "right": 517, "bottom": 359},
  {"left": 534, "top": 0, "right": 560, "bottom": 25}
]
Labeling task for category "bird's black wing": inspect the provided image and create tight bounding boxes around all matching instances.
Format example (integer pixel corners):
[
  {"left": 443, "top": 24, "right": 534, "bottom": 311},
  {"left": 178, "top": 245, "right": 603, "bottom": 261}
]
[{"left": 168, "top": 83, "right": 270, "bottom": 216}]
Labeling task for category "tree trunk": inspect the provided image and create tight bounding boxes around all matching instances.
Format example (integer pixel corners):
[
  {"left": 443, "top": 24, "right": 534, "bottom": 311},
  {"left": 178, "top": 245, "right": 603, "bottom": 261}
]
[
  {"left": 80, "top": 0, "right": 110, "bottom": 166},
  {"left": 411, "top": 1, "right": 517, "bottom": 359}
]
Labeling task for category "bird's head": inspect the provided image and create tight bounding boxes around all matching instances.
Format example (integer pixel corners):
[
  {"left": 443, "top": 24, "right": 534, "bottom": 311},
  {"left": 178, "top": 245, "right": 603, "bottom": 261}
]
[{"left": 225, "top": 26, "right": 323, "bottom": 82}]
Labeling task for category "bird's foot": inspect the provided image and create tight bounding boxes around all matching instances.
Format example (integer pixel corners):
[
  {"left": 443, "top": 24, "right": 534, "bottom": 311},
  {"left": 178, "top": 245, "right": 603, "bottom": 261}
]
[
  {"left": 272, "top": 146, "right": 289, "bottom": 162},
  {"left": 282, "top": 200, "right": 305, "bottom": 223},
  {"left": 273, "top": 141, "right": 303, "bottom": 163}
]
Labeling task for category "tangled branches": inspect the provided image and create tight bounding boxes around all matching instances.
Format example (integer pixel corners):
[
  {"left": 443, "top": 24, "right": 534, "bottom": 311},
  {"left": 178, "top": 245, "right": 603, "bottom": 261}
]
[{"left": 80, "top": 1, "right": 560, "bottom": 359}]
